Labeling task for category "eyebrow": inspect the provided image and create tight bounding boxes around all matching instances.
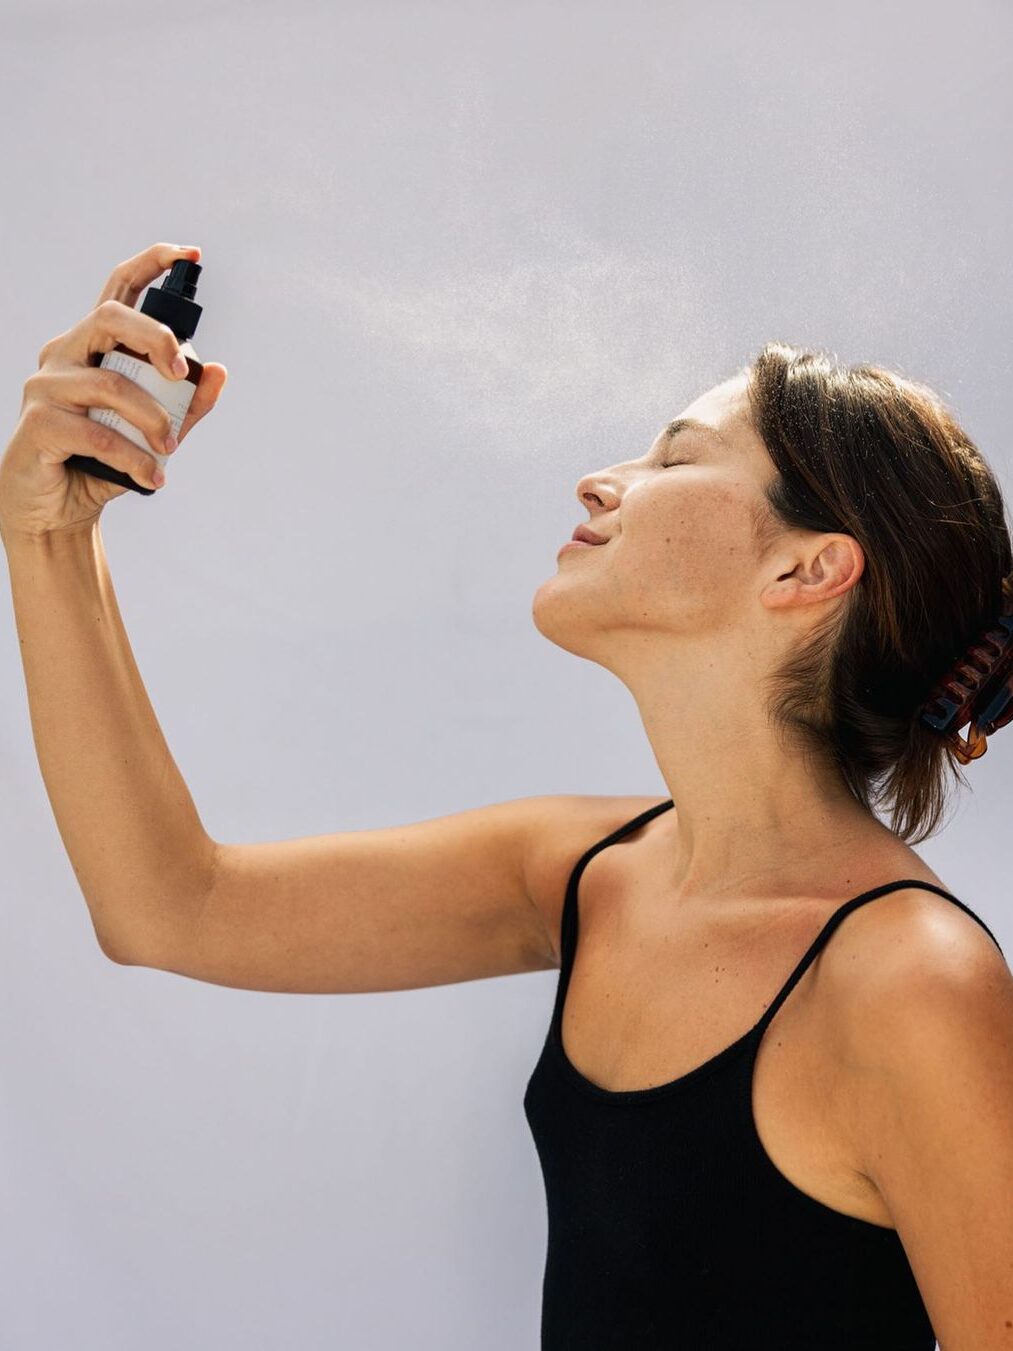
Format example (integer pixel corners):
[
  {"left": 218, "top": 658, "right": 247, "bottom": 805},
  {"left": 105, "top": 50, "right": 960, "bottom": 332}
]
[{"left": 664, "top": 417, "right": 725, "bottom": 446}]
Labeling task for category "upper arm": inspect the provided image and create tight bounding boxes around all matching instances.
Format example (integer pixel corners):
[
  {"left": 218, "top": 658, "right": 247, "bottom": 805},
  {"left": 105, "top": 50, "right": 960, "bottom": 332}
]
[
  {"left": 120, "top": 794, "right": 664, "bottom": 995},
  {"left": 837, "top": 912, "right": 1013, "bottom": 1349},
  {"left": 125, "top": 796, "right": 557, "bottom": 992}
]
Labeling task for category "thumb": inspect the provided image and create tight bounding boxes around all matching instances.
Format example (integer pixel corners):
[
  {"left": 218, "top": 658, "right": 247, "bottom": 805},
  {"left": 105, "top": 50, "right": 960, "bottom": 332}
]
[{"left": 178, "top": 362, "right": 228, "bottom": 440}]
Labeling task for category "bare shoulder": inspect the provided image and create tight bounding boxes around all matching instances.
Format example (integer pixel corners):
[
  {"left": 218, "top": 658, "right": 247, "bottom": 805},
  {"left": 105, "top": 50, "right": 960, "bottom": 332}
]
[
  {"left": 823, "top": 880, "right": 1005, "bottom": 978},
  {"left": 522, "top": 794, "right": 672, "bottom": 967},
  {"left": 820, "top": 880, "right": 1009, "bottom": 1059}
]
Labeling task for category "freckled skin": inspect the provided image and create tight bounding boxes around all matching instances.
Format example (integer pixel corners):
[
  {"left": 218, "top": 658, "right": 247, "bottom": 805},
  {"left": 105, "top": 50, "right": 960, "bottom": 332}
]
[
  {"left": 533, "top": 375, "right": 778, "bottom": 668},
  {"left": 531, "top": 370, "right": 893, "bottom": 901}
]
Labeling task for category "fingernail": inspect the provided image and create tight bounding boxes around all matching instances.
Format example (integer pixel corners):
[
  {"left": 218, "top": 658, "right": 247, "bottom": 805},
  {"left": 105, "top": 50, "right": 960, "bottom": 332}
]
[
  {"left": 153, "top": 468, "right": 166, "bottom": 487},
  {"left": 172, "top": 352, "right": 188, "bottom": 377},
  {"left": 164, "top": 432, "right": 178, "bottom": 453}
]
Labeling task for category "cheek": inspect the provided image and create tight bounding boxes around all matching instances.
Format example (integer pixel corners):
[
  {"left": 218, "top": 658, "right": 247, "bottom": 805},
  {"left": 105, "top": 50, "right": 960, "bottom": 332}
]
[
  {"left": 628, "top": 487, "right": 711, "bottom": 568},
  {"left": 623, "top": 485, "right": 752, "bottom": 595}
]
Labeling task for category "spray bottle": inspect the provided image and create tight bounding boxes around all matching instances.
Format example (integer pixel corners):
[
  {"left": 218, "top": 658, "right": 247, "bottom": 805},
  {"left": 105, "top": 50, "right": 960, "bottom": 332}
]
[{"left": 71, "top": 259, "right": 205, "bottom": 496}]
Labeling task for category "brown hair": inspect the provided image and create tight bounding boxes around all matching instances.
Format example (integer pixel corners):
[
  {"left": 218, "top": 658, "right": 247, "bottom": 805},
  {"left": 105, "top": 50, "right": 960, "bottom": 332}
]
[{"left": 744, "top": 341, "right": 1013, "bottom": 845}]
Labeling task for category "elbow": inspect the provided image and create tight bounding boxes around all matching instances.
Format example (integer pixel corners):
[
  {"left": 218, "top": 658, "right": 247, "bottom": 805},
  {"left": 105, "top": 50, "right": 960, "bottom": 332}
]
[{"left": 95, "top": 926, "right": 141, "bottom": 966}]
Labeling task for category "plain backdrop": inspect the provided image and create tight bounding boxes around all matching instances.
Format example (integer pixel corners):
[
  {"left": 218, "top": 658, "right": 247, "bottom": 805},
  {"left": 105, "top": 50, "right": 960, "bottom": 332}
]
[{"left": 1, "top": 1, "right": 1010, "bottom": 1347}]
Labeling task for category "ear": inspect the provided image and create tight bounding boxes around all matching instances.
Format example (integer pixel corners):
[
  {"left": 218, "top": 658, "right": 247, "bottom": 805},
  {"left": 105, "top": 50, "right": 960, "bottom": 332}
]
[{"left": 762, "top": 534, "right": 864, "bottom": 613}]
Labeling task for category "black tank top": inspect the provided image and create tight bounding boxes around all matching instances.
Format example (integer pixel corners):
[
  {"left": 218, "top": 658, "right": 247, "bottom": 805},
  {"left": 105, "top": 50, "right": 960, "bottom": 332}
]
[{"left": 522, "top": 798, "right": 1005, "bottom": 1350}]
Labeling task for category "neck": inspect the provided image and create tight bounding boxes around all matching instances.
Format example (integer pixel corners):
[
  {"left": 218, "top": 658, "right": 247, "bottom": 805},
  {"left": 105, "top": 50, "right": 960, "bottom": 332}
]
[{"left": 615, "top": 651, "right": 898, "bottom": 903}]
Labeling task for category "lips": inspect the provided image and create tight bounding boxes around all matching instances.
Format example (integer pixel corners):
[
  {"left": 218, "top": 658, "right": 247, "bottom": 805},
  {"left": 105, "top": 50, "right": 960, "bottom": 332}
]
[{"left": 572, "top": 525, "right": 609, "bottom": 545}]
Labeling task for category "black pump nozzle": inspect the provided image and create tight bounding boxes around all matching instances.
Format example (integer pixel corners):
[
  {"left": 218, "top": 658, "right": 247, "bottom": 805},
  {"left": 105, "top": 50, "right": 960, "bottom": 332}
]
[{"left": 141, "top": 259, "right": 203, "bottom": 340}]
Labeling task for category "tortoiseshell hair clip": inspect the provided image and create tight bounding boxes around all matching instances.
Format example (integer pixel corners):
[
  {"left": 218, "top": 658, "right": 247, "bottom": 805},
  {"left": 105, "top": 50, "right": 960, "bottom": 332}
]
[{"left": 919, "top": 581, "right": 1013, "bottom": 764}]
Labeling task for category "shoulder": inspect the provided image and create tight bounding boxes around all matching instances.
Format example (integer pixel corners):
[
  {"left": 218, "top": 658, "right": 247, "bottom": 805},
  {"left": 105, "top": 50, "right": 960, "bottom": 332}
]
[
  {"left": 521, "top": 794, "right": 672, "bottom": 967},
  {"left": 821, "top": 882, "right": 1007, "bottom": 1016},
  {"left": 822, "top": 880, "right": 1011, "bottom": 1083}
]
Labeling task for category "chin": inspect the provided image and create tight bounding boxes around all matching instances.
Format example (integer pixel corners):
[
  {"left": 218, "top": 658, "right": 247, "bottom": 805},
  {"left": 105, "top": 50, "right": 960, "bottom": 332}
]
[{"left": 530, "top": 575, "right": 598, "bottom": 657}]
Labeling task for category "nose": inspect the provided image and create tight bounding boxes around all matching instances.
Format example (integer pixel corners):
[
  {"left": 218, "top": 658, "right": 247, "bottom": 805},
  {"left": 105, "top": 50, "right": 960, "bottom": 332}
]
[{"left": 575, "top": 469, "right": 619, "bottom": 513}]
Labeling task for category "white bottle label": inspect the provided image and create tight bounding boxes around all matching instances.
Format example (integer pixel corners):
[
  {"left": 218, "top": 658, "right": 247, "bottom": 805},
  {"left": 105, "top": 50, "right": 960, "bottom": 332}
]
[{"left": 86, "top": 347, "right": 196, "bottom": 472}]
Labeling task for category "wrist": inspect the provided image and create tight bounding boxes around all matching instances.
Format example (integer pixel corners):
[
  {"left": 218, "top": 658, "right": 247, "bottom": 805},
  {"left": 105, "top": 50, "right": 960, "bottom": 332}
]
[{"left": 2, "top": 519, "right": 101, "bottom": 558}]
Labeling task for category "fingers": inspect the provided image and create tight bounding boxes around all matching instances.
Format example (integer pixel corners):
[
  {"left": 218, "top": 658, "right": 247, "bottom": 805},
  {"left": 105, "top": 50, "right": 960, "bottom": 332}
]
[
  {"left": 31, "top": 402, "right": 166, "bottom": 492},
  {"left": 72, "top": 242, "right": 203, "bottom": 378},
  {"left": 58, "top": 297, "right": 189, "bottom": 384},
  {"left": 94, "top": 242, "right": 201, "bottom": 311},
  {"left": 31, "top": 365, "right": 178, "bottom": 459}
]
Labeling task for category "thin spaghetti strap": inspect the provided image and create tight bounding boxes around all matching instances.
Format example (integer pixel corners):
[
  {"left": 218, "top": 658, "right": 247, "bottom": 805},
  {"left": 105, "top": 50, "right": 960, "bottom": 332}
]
[
  {"left": 556, "top": 798, "right": 675, "bottom": 979},
  {"left": 754, "top": 878, "right": 1006, "bottom": 1039}
]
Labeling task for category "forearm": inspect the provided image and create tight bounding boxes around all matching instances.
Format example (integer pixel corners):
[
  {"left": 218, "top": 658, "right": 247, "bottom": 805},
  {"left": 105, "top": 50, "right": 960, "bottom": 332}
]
[{"left": 3, "top": 521, "right": 217, "bottom": 960}]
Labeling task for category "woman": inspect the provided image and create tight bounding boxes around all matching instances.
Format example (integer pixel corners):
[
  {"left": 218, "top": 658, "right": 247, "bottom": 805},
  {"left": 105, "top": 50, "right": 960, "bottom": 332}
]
[{"left": 2, "top": 242, "right": 1012, "bottom": 1349}]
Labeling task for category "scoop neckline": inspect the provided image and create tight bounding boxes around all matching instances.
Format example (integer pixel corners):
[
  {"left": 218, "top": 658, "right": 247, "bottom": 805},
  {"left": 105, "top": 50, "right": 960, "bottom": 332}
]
[
  {"left": 549, "top": 1007, "right": 765, "bottom": 1104},
  {"left": 548, "top": 872, "right": 971, "bottom": 1106}
]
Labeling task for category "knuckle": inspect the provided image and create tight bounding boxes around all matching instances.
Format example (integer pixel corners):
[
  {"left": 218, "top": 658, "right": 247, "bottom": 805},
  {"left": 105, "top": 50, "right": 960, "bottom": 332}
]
[
  {"left": 21, "top": 397, "right": 44, "bottom": 427},
  {"left": 90, "top": 354, "right": 167, "bottom": 441},
  {"left": 89, "top": 419, "right": 117, "bottom": 455},
  {"left": 94, "top": 364, "right": 122, "bottom": 396}
]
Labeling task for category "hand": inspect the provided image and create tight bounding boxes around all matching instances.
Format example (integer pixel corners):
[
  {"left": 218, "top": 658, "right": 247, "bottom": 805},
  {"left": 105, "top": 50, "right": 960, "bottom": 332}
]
[{"left": 0, "top": 242, "right": 228, "bottom": 546}]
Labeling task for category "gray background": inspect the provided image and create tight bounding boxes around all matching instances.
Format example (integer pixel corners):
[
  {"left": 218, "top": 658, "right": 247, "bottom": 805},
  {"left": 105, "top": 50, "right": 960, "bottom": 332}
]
[{"left": 1, "top": 1, "right": 1010, "bottom": 1347}]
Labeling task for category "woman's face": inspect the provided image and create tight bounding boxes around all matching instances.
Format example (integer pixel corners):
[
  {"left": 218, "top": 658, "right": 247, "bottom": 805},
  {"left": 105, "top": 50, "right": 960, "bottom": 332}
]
[{"left": 532, "top": 372, "right": 781, "bottom": 663}]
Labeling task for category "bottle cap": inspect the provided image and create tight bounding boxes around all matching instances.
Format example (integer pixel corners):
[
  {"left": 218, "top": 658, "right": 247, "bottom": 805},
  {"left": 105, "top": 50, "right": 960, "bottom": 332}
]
[{"left": 140, "top": 259, "right": 203, "bottom": 341}]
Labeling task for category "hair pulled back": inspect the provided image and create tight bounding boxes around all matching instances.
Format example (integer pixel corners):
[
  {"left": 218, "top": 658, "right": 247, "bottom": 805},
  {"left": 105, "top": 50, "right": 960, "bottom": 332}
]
[{"left": 744, "top": 341, "right": 1013, "bottom": 845}]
